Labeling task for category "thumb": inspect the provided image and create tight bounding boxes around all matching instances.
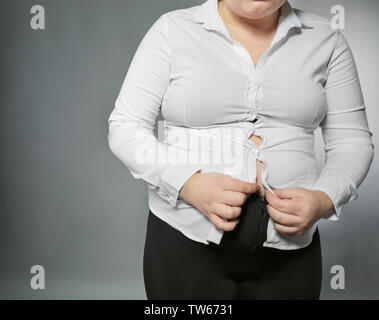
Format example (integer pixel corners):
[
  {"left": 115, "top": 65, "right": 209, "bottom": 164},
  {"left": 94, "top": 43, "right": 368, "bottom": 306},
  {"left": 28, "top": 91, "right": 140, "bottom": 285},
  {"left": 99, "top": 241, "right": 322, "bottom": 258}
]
[{"left": 273, "top": 188, "right": 297, "bottom": 199}]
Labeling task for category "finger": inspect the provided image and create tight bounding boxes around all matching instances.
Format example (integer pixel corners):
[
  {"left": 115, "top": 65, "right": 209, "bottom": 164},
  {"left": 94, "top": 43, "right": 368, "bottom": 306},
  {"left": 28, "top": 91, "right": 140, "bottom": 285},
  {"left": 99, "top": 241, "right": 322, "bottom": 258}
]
[
  {"left": 220, "top": 190, "right": 248, "bottom": 207},
  {"left": 265, "top": 190, "right": 298, "bottom": 215},
  {"left": 273, "top": 222, "right": 299, "bottom": 236},
  {"left": 267, "top": 204, "right": 300, "bottom": 227},
  {"left": 223, "top": 176, "right": 259, "bottom": 194},
  {"left": 208, "top": 213, "right": 239, "bottom": 232},
  {"left": 212, "top": 203, "right": 242, "bottom": 220},
  {"left": 272, "top": 188, "right": 299, "bottom": 200}
]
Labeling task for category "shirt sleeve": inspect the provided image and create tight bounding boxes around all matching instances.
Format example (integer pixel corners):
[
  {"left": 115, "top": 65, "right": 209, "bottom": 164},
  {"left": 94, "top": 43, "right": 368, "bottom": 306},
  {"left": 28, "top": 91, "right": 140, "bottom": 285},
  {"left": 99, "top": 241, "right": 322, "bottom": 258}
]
[
  {"left": 311, "top": 30, "right": 375, "bottom": 220},
  {"left": 107, "top": 14, "right": 203, "bottom": 208}
]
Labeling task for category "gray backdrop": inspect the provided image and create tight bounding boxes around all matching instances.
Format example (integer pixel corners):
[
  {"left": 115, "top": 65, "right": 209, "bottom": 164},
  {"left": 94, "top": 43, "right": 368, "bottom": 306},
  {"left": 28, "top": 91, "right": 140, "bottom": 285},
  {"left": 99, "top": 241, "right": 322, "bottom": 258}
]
[{"left": 0, "top": 0, "right": 378, "bottom": 299}]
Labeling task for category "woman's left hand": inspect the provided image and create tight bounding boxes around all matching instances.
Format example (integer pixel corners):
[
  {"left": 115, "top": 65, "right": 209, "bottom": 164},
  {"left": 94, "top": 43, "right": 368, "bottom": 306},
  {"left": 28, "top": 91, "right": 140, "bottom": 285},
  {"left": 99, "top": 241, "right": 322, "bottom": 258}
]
[{"left": 265, "top": 187, "right": 335, "bottom": 238}]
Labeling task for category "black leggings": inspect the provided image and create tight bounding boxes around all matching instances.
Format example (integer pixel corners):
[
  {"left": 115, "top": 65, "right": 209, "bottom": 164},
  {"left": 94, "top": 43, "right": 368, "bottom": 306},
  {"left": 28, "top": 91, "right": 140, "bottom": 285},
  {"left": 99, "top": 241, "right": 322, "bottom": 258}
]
[{"left": 143, "top": 192, "right": 322, "bottom": 300}]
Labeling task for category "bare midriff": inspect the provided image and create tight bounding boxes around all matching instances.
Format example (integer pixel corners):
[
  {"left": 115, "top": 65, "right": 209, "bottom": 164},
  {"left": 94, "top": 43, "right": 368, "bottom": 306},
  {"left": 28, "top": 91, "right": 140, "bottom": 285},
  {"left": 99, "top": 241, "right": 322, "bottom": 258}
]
[{"left": 249, "top": 120, "right": 265, "bottom": 197}]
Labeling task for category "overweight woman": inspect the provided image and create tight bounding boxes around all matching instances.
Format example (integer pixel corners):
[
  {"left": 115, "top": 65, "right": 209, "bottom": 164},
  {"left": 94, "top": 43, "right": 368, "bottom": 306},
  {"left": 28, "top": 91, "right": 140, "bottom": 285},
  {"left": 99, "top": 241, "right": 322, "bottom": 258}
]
[{"left": 108, "top": 0, "right": 374, "bottom": 299}]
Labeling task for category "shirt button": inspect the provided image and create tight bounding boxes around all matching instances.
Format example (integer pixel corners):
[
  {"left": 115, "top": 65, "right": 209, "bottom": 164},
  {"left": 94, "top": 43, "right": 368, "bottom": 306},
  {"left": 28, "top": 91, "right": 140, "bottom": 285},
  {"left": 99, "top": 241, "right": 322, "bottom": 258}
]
[
  {"left": 254, "top": 149, "right": 259, "bottom": 156},
  {"left": 252, "top": 80, "right": 260, "bottom": 87}
]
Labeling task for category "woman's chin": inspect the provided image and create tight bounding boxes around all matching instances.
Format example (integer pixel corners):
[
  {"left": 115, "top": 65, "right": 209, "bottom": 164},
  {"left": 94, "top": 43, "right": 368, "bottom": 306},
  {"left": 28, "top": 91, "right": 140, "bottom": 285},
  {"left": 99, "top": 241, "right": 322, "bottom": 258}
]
[{"left": 243, "top": 4, "right": 277, "bottom": 16}]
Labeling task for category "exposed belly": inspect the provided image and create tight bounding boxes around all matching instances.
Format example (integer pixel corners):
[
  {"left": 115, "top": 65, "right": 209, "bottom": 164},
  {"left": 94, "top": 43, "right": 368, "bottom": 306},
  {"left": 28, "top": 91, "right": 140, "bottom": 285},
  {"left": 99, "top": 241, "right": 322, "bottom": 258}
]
[{"left": 249, "top": 119, "right": 265, "bottom": 197}]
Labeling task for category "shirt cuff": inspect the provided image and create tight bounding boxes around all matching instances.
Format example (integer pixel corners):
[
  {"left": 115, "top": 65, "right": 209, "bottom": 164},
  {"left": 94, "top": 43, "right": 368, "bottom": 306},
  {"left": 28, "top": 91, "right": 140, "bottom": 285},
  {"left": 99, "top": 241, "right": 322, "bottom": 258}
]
[
  {"left": 310, "top": 178, "right": 358, "bottom": 221},
  {"left": 158, "top": 164, "right": 204, "bottom": 208}
]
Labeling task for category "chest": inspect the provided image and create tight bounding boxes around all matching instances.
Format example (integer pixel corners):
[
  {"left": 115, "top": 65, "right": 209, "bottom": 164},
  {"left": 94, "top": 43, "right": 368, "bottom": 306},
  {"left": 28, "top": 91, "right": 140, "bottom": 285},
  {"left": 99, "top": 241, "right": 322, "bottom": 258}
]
[{"left": 162, "top": 25, "right": 328, "bottom": 128}]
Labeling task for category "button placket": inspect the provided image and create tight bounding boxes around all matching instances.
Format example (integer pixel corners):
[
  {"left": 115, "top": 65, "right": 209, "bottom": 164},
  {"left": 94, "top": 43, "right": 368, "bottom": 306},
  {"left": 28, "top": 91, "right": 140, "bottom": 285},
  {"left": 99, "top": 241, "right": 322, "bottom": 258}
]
[
  {"left": 231, "top": 40, "right": 263, "bottom": 123},
  {"left": 248, "top": 77, "right": 260, "bottom": 120}
]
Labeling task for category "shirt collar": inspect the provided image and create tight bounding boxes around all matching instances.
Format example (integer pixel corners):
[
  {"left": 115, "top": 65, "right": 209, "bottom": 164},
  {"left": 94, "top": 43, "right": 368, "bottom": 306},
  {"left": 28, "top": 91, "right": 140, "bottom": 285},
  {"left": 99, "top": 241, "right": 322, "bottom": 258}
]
[{"left": 192, "top": 0, "right": 310, "bottom": 40}]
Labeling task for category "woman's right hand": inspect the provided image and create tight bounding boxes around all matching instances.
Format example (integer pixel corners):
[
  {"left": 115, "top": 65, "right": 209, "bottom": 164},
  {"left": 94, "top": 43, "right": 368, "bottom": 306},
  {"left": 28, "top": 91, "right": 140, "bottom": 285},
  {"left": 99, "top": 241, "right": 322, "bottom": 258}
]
[{"left": 179, "top": 171, "right": 260, "bottom": 232}]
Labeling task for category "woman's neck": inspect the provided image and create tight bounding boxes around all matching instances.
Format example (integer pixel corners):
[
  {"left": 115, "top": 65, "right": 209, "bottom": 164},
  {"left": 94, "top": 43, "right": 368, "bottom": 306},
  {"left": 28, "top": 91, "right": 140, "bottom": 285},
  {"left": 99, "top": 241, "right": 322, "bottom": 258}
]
[{"left": 218, "top": 0, "right": 281, "bottom": 36}]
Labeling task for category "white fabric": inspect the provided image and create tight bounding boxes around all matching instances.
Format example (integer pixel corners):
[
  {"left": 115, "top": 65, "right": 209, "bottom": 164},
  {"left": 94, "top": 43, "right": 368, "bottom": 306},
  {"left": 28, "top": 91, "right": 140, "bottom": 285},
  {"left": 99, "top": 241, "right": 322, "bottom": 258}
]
[{"left": 108, "top": 0, "right": 374, "bottom": 249}]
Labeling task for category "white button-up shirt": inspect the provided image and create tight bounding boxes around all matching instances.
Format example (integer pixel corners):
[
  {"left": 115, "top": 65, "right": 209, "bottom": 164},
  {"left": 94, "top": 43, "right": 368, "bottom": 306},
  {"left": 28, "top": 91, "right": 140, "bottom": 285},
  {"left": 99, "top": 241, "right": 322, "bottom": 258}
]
[{"left": 108, "top": 0, "right": 374, "bottom": 249}]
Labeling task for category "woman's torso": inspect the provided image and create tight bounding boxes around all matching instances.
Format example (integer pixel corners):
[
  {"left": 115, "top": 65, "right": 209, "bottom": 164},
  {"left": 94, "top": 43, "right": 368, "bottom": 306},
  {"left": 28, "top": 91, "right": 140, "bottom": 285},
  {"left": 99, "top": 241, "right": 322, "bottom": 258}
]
[
  {"left": 160, "top": 1, "right": 332, "bottom": 195},
  {"left": 147, "top": 0, "right": 339, "bottom": 249}
]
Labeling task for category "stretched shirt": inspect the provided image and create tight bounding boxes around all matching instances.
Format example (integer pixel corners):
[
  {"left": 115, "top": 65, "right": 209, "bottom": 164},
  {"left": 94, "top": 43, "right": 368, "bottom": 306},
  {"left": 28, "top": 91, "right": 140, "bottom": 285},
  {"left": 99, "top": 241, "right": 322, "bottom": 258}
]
[{"left": 108, "top": 0, "right": 375, "bottom": 249}]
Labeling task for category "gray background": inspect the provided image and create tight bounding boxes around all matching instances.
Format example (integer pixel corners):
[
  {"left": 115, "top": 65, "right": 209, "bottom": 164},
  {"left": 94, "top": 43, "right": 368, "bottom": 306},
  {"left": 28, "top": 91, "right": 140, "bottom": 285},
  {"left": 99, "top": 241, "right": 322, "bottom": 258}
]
[{"left": 0, "top": 0, "right": 378, "bottom": 299}]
